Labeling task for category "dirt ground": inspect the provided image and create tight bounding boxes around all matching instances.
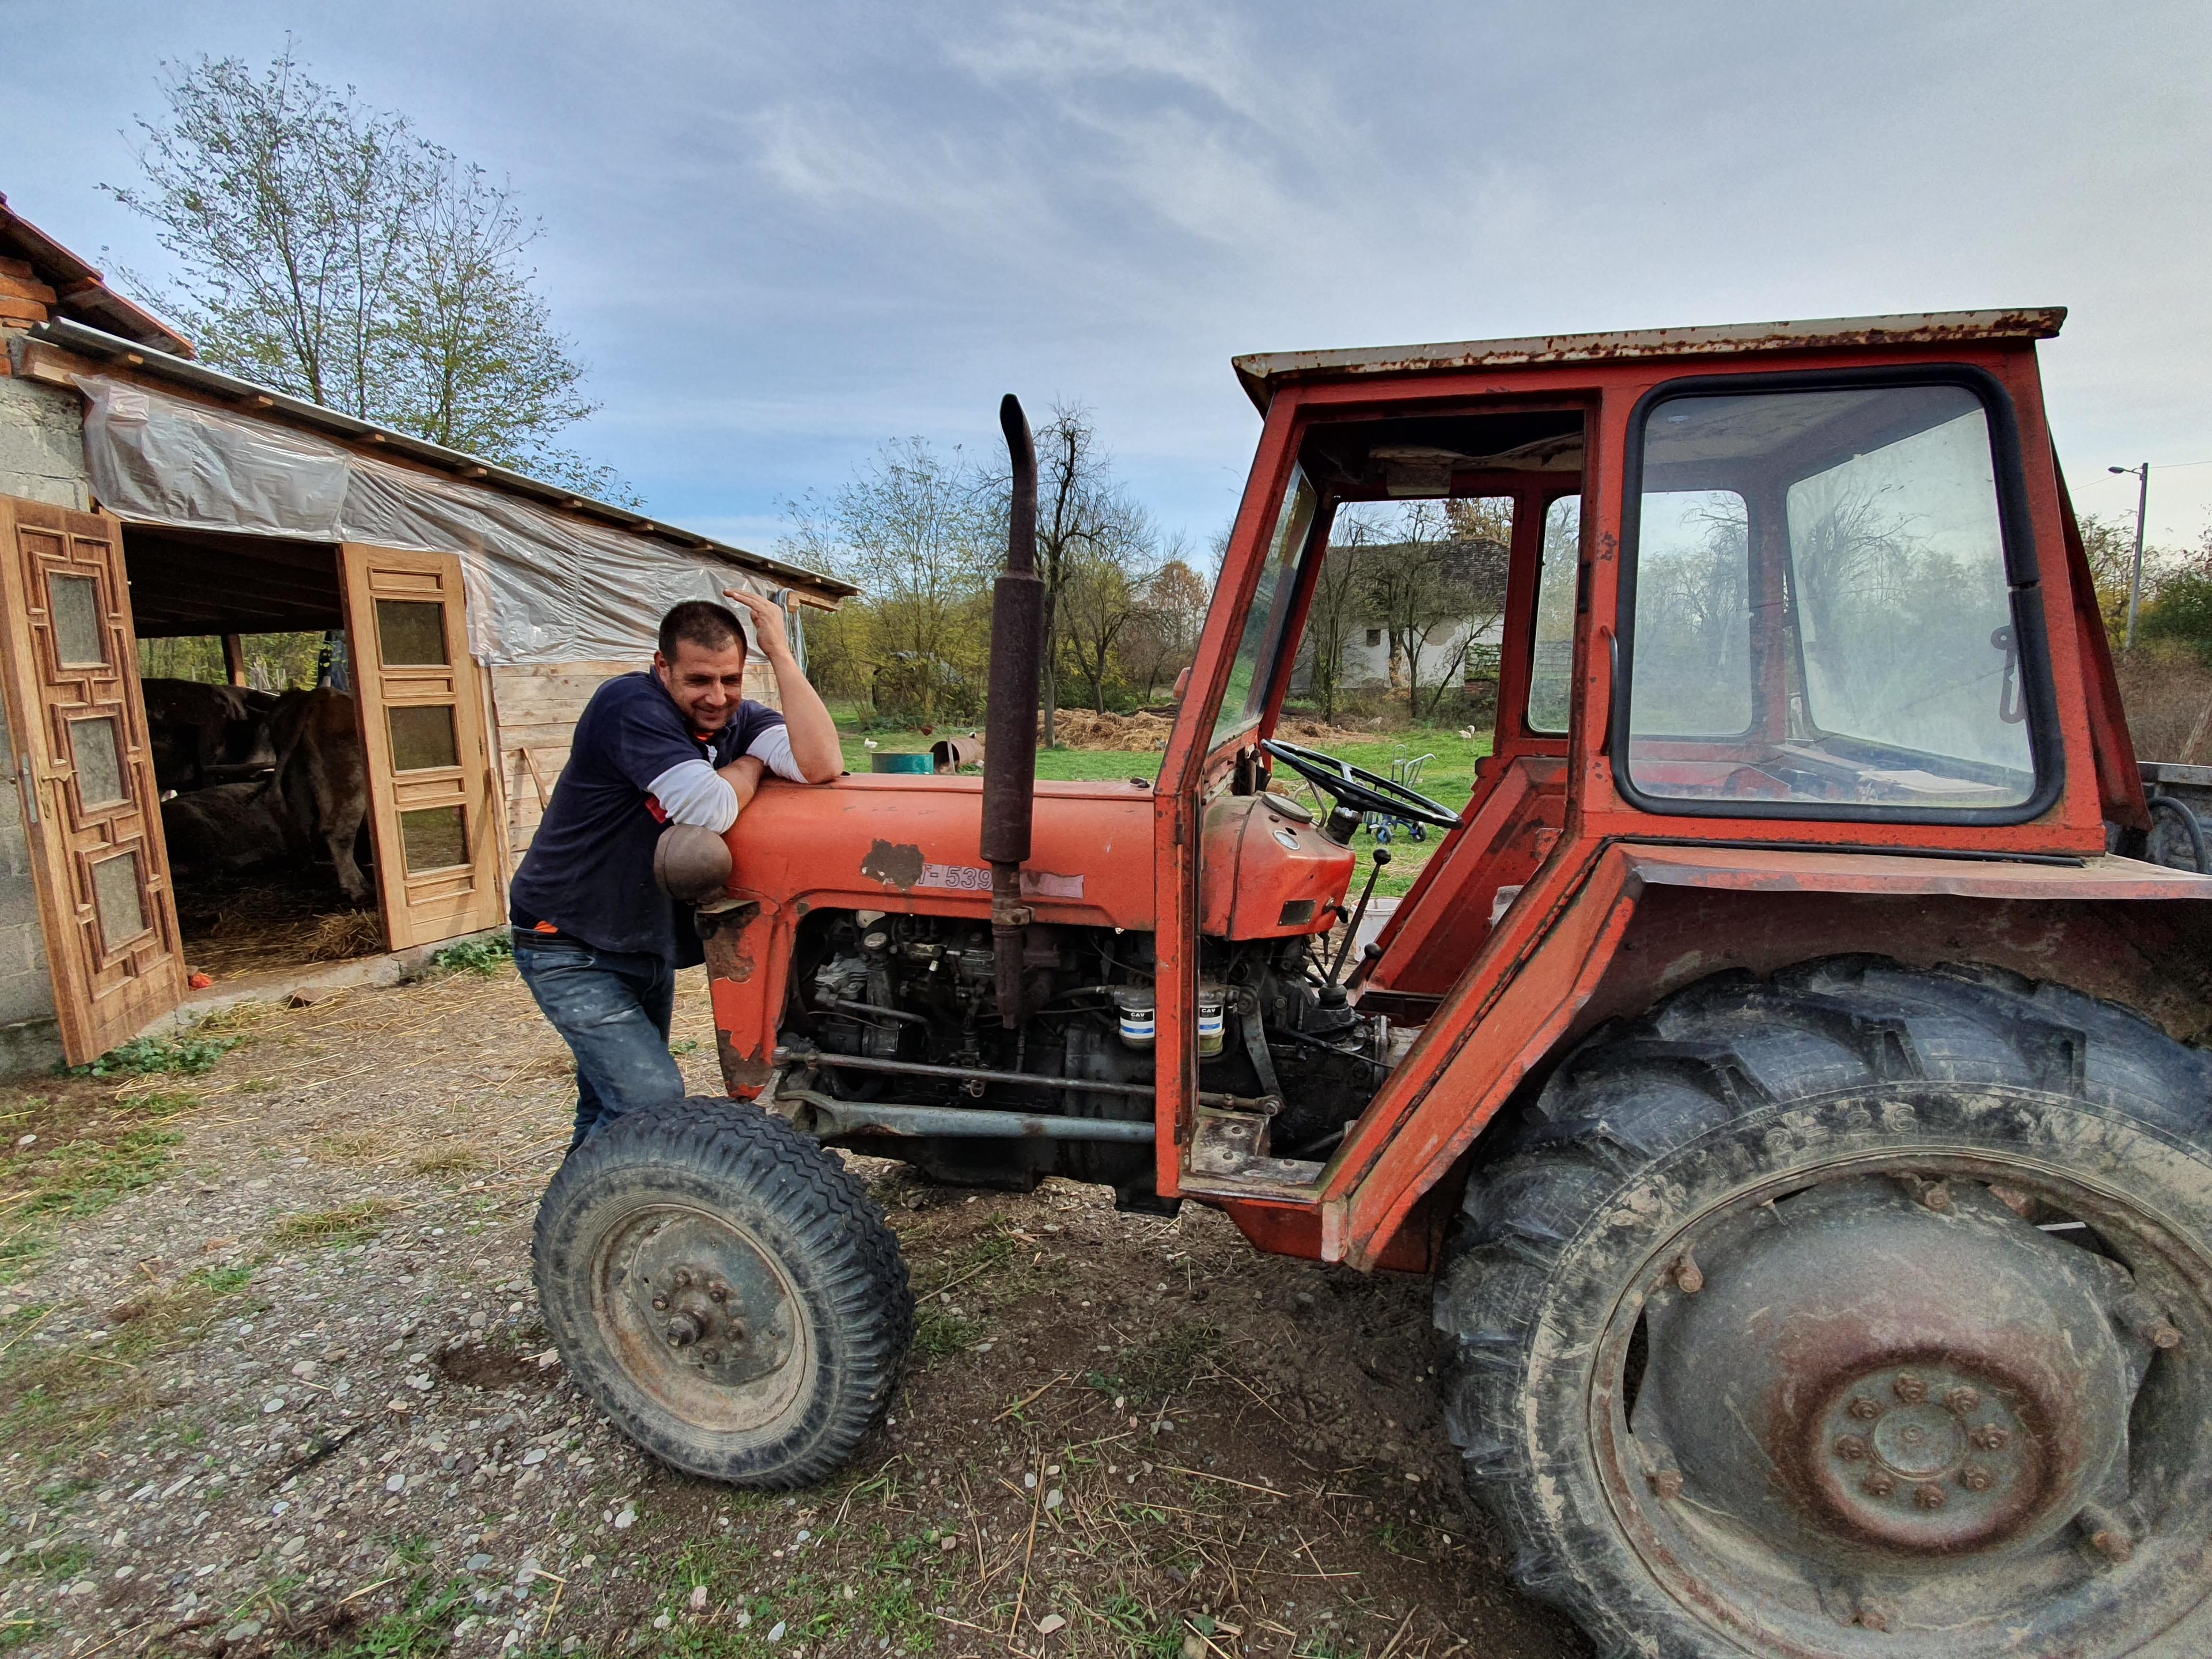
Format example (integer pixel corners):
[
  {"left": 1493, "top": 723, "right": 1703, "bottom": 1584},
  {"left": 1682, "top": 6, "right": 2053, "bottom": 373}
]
[{"left": 0, "top": 964, "right": 1584, "bottom": 1659}]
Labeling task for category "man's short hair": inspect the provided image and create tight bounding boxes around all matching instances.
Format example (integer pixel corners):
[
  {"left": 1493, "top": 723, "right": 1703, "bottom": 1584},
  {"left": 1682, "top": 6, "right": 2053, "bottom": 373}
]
[{"left": 658, "top": 600, "right": 747, "bottom": 664}]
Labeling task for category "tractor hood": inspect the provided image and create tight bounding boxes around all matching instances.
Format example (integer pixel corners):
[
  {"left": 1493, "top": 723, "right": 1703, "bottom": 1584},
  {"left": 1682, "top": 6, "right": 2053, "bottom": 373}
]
[{"left": 724, "top": 773, "right": 1158, "bottom": 930}]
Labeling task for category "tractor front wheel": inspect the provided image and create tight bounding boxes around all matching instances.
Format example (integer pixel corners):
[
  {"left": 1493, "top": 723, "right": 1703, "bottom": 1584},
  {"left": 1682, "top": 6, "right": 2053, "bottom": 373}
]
[
  {"left": 1439, "top": 957, "right": 2212, "bottom": 1658},
  {"left": 535, "top": 1097, "right": 912, "bottom": 1487}
]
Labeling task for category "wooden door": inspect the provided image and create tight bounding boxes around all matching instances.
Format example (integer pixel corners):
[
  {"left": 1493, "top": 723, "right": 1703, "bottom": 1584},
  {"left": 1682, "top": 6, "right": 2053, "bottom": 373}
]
[
  {"left": 340, "top": 544, "right": 504, "bottom": 949},
  {"left": 0, "top": 496, "right": 184, "bottom": 1062}
]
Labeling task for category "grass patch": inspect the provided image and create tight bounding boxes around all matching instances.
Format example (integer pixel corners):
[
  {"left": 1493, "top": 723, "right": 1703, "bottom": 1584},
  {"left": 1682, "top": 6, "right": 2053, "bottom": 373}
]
[
  {"left": 113, "top": 1089, "right": 200, "bottom": 1119},
  {"left": 282, "top": 1572, "right": 467, "bottom": 1658},
  {"left": 1117, "top": 1320, "right": 1224, "bottom": 1400},
  {"left": 912, "top": 1306, "right": 986, "bottom": 1359},
  {"left": 65, "top": 1030, "right": 240, "bottom": 1078},
  {"left": 1090, "top": 1592, "right": 1184, "bottom": 1659},
  {"left": 194, "top": 1263, "right": 256, "bottom": 1294},
  {"left": 312, "top": 1133, "right": 380, "bottom": 1165},
  {"left": 272, "top": 1201, "right": 392, "bottom": 1249},
  {"left": 429, "top": 932, "right": 513, "bottom": 978},
  {"left": 0, "top": 1121, "right": 187, "bottom": 1281},
  {"left": 0, "top": 1268, "right": 241, "bottom": 1459},
  {"left": 409, "top": 1143, "right": 486, "bottom": 1176}
]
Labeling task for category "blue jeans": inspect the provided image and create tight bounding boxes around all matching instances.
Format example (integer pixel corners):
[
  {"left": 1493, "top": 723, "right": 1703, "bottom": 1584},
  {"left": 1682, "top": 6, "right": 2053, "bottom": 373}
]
[{"left": 513, "top": 931, "right": 685, "bottom": 1150}]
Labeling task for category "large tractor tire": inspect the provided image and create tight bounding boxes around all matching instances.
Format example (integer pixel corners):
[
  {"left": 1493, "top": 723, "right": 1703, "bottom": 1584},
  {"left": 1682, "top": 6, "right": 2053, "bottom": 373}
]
[
  {"left": 535, "top": 1097, "right": 912, "bottom": 1487},
  {"left": 1437, "top": 957, "right": 2212, "bottom": 1658}
]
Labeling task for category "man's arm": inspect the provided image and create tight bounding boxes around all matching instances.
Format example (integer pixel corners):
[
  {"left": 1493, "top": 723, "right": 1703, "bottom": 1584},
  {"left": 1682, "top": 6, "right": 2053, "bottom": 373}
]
[{"left": 724, "top": 588, "right": 842, "bottom": 783}]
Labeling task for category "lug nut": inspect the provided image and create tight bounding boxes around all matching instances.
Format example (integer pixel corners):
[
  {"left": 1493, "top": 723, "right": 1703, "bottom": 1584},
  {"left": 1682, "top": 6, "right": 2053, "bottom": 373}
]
[
  {"left": 1971, "top": 1424, "right": 2009, "bottom": 1451},
  {"left": 1920, "top": 1181, "right": 1954, "bottom": 1213},
  {"left": 710, "top": 1285, "right": 729, "bottom": 1304},
  {"left": 1646, "top": 1468, "right": 1684, "bottom": 1500},
  {"left": 702, "top": 1348, "right": 721, "bottom": 1365},
  {"left": 2139, "top": 1318, "right": 2184, "bottom": 1351},
  {"left": 1855, "top": 1598, "right": 1893, "bottom": 1633},
  {"left": 1862, "top": 1472, "right": 1896, "bottom": 1497},
  {"left": 1832, "top": 1435, "right": 1869, "bottom": 1462},
  {"left": 2078, "top": 1505, "right": 2135, "bottom": 1563},
  {"left": 1958, "top": 1465, "right": 1995, "bottom": 1492},
  {"left": 1946, "top": 1386, "right": 1982, "bottom": 1415},
  {"left": 1848, "top": 1396, "right": 1881, "bottom": 1421},
  {"left": 1893, "top": 1372, "right": 1928, "bottom": 1404},
  {"left": 674, "top": 1270, "right": 693, "bottom": 1289},
  {"left": 1913, "top": 1483, "right": 1948, "bottom": 1510},
  {"left": 651, "top": 1294, "right": 669, "bottom": 1311},
  {"left": 1672, "top": 1251, "right": 1704, "bottom": 1295}
]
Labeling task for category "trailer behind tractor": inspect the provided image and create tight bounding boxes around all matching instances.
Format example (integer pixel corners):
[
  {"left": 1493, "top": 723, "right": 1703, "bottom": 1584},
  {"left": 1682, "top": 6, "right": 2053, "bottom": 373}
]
[{"left": 535, "top": 310, "right": 2212, "bottom": 1658}]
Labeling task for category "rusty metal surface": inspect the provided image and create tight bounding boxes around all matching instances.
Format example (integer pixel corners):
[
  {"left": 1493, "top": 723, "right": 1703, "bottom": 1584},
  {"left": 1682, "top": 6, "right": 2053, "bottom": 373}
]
[
  {"left": 777, "top": 1090, "right": 1157, "bottom": 1143},
  {"left": 1231, "top": 309, "right": 2066, "bottom": 410},
  {"left": 1635, "top": 1179, "right": 2138, "bottom": 1563},
  {"left": 590, "top": 1203, "right": 806, "bottom": 1431},
  {"left": 1621, "top": 842, "right": 2212, "bottom": 900}
]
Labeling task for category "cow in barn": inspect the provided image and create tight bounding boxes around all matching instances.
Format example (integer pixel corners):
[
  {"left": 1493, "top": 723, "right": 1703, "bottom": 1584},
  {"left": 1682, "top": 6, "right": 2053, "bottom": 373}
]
[
  {"left": 265, "top": 687, "right": 373, "bottom": 903},
  {"left": 141, "top": 678, "right": 279, "bottom": 791},
  {"left": 159, "top": 779, "right": 294, "bottom": 880}
]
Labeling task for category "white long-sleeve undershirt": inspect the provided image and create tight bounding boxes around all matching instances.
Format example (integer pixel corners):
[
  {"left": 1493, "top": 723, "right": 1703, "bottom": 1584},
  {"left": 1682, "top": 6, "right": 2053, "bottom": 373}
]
[{"left": 646, "top": 726, "right": 808, "bottom": 833}]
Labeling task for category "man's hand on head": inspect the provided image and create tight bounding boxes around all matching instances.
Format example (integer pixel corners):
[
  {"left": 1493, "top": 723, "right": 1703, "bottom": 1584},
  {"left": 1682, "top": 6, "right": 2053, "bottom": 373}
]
[
  {"left": 724, "top": 588, "right": 794, "bottom": 660},
  {"left": 723, "top": 588, "right": 843, "bottom": 784}
]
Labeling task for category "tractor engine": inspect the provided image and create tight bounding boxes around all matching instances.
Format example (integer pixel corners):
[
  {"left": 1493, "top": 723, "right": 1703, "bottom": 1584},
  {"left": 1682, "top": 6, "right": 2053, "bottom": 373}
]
[{"left": 778, "top": 908, "right": 1388, "bottom": 1211}]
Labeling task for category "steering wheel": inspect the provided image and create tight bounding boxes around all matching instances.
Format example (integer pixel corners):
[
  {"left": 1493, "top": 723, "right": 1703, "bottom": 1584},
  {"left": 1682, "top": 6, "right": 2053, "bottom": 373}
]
[{"left": 1259, "top": 739, "right": 1460, "bottom": 831}]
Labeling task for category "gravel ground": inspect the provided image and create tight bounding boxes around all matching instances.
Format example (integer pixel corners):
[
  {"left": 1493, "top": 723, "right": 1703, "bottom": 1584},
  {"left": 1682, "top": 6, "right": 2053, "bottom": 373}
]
[{"left": 0, "top": 963, "right": 1583, "bottom": 1659}]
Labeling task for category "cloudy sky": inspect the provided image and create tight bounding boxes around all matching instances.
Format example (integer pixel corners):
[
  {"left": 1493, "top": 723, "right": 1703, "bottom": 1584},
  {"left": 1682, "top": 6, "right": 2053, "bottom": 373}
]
[{"left": 5, "top": 0, "right": 2209, "bottom": 559}]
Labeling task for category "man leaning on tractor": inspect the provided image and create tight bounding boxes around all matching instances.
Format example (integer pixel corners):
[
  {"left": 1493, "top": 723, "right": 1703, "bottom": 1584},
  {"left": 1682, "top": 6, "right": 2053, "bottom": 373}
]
[{"left": 507, "top": 590, "right": 841, "bottom": 1149}]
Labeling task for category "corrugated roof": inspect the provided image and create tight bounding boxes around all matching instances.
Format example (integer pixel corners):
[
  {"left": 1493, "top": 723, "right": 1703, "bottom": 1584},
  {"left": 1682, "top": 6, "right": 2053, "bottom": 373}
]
[
  {"left": 0, "top": 191, "right": 196, "bottom": 357},
  {"left": 1231, "top": 308, "right": 2067, "bottom": 412},
  {"left": 24, "top": 315, "right": 858, "bottom": 600}
]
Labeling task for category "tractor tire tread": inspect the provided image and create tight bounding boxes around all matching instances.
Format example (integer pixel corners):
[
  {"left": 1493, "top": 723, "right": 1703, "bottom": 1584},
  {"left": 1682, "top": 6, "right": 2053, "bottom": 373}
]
[
  {"left": 535, "top": 1096, "right": 912, "bottom": 1490},
  {"left": 1435, "top": 955, "right": 2212, "bottom": 1656}
]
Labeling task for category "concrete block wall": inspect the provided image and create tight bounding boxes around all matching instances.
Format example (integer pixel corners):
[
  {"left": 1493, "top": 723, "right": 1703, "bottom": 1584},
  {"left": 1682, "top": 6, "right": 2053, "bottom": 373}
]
[
  {"left": 0, "top": 305, "right": 81, "bottom": 1074},
  {"left": 0, "top": 691, "right": 60, "bottom": 1075}
]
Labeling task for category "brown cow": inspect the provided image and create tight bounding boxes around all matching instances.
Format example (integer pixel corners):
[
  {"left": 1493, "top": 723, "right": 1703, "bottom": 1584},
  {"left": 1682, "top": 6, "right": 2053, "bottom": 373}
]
[
  {"left": 141, "top": 678, "right": 279, "bottom": 791},
  {"left": 266, "top": 688, "right": 373, "bottom": 903},
  {"left": 160, "top": 779, "right": 293, "bottom": 879}
]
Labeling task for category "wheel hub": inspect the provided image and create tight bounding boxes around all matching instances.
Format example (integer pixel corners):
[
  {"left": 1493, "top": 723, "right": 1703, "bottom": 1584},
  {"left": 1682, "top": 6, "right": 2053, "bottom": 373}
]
[
  {"left": 1633, "top": 1177, "right": 2148, "bottom": 1565},
  {"left": 1811, "top": 1359, "right": 2046, "bottom": 1550},
  {"left": 590, "top": 1205, "right": 804, "bottom": 1430}
]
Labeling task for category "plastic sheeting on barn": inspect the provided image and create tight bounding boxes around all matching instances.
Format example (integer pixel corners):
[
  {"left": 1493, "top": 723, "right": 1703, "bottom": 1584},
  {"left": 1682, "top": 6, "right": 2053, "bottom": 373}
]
[{"left": 74, "top": 372, "right": 805, "bottom": 667}]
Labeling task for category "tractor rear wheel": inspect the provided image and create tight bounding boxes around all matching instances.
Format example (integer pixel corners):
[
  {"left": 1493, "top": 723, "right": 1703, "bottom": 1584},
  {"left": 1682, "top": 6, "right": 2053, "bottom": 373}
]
[
  {"left": 535, "top": 1097, "right": 912, "bottom": 1487},
  {"left": 1437, "top": 956, "right": 2212, "bottom": 1658}
]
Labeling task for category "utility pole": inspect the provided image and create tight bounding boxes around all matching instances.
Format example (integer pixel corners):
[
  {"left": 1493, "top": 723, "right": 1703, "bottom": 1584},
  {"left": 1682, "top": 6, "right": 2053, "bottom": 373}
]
[{"left": 2110, "top": 463, "right": 2151, "bottom": 650}]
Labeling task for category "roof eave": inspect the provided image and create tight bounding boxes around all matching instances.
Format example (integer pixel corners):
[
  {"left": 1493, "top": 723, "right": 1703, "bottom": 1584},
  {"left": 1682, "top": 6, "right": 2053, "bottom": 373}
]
[
  {"left": 1230, "top": 307, "right": 2068, "bottom": 412},
  {"left": 23, "top": 316, "right": 858, "bottom": 600}
]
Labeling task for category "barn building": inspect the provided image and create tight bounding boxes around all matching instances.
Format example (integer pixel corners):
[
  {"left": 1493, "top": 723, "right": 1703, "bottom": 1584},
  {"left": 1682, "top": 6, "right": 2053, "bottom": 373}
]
[{"left": 0, "top": 191, "right": 854, "bottom": 1075}]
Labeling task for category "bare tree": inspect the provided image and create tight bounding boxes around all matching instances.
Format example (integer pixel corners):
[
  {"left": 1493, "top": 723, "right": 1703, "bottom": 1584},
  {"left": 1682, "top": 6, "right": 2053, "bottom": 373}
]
[
  {"left": 1029, "top": 404, "right": 1150, "bottom": 744},
  {"left": 108, "top": 44, "right": 625, "bottom": 500}
]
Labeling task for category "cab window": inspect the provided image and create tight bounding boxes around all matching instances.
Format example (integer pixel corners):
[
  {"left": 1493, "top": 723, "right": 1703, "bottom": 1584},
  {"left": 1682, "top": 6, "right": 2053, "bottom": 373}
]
[
  {"left": 1211, "top": 467, "right": 1317, "bottom": 749},
  {"left": 1622, "top": 380, "right": 2039, "bottom": 816}
]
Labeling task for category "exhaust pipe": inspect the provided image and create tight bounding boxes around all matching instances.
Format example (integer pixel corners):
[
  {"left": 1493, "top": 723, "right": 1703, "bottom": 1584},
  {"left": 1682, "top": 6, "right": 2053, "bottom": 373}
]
[{"left": 982, "top": 395, "right": 1042, "bottom": 1026}]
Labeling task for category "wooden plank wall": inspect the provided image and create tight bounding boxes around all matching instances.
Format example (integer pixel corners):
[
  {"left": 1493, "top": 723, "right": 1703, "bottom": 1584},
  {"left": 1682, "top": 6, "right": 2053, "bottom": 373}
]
[{"left": 488, "top": 657, "right": 783, "bottom": 858}]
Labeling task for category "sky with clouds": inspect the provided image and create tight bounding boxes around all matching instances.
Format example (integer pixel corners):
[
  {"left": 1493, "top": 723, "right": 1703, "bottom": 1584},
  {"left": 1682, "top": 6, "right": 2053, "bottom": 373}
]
[{"left": 5, "top": 0, "right": 2209, "bottom": 560}]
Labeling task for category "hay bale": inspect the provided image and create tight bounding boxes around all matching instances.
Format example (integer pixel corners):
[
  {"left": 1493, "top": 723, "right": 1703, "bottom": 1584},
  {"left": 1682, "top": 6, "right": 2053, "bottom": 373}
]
[{"left": 304, "top": 910, "right": 384, "bottom": 961}]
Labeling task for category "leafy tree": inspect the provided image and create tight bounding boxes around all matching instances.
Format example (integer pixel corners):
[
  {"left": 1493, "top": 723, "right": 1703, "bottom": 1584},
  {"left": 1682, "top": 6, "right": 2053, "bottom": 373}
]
[
  {"left": 1120, "top": 555, "right": 1210, "bottom": 703},
  {"left": 108, "top": 44, "right": 627, "bottom": 501},
  {"left": 781, "top": 438, "right": 993, "bottom": 722}
]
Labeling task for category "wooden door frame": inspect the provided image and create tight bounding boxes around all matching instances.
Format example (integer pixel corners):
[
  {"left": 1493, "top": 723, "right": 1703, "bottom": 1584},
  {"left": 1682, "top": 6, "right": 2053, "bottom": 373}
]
[
  {"left": 0, "top": 497, "right": 185, "bottom": 1062},
  {"left": 339, "top": 544, "right": 505, "bottom": 950}
]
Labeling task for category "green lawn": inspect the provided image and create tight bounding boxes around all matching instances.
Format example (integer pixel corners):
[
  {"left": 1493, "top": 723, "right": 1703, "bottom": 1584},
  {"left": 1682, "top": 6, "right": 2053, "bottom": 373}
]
[{"left": 838, "top": 725, "right": 1489, "bottom": 897}]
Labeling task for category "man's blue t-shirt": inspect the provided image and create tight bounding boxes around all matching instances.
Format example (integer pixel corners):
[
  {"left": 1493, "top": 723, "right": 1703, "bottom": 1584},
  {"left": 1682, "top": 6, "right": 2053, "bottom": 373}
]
[{"left": 509, "top": 672, "right": 785, "bottom": 967}]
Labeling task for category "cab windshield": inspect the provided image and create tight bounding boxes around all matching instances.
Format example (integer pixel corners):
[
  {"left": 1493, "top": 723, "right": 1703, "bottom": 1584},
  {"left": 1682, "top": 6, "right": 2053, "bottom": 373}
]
[{"left": 1622, "top": 380, "right": 2040, "bottom": 816}]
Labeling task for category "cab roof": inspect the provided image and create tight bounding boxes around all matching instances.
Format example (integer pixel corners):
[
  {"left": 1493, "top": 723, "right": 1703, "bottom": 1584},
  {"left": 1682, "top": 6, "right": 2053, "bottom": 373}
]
[{"left": 1231, "top": 308, "right": 2066, "bottom": 413}]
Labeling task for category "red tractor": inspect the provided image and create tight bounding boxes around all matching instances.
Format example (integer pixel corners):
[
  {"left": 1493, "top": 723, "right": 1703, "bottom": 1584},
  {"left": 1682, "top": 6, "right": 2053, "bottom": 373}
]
[{"left": 535, "top": 310, "right": 2212, "bottom": 1658}]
